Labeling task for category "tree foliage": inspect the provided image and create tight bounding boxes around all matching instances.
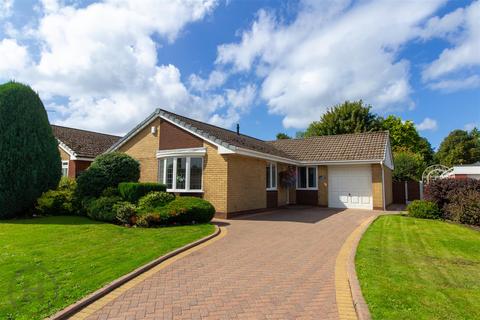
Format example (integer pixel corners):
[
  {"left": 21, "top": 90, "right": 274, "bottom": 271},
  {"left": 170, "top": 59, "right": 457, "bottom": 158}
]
[
  {"left": 380, "top": 115, "right": 434, "bottom": 163},
  {"left": 276, "top": 133, "right": 291, "bottom": 139},
  {"left": 392, "top": 149, "right": 425, "bottom": 181},
  {"left": 0, "top": 81, "right": 61, "bottom": 218},
  {"left": 435, "top": 129, "right": 480, "bottom": 167},
  {"left": 304, "top": 100, "right": 382, "bottom": 137}
]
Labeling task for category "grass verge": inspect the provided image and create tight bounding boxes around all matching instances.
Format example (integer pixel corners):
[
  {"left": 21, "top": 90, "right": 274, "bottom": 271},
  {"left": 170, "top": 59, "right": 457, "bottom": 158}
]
[{"left": 356, "top": 215, "right": 480, "bottom": 319}]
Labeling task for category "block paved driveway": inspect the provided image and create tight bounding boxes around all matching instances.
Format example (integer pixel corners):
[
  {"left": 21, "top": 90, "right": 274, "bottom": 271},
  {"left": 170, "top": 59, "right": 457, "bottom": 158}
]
[{"left": 86, "top": 207, "right": 379, "bottom": 320}]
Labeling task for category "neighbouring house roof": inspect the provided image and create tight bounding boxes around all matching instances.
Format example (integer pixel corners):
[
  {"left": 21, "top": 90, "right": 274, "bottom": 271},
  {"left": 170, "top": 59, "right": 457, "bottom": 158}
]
[
  {"left": 52, "top": 125, "right": 121, "bottom": 159},
  {"left": 267, "top": 131, "right": 390, "bottom": 162},
  {"left": 109, "top": 108, "right": 392, "bottom": 167}
]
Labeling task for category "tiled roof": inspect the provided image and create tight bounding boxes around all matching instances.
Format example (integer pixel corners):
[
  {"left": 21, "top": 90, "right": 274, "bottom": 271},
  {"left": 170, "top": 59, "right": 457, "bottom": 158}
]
[
  {"left": 158, "top": 109, "right": 292, "bottom": 159},
  {"left": 267, "top": 131, "right": 389, "bottom": 162},
  {"left": 110, "top": 108, "right": 389, "bottom": 163},
  {"left": 52, "top": 125, "right": 121, "bottom": 158}
]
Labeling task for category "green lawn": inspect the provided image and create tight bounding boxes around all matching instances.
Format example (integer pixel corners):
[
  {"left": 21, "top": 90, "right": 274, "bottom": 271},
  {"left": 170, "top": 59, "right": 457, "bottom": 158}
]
[
  {"left": 356, "top": 215, "right": 480, "bottom": 320},
  {"left": 0, "top": 216, "right": 215, "bottom": 320}
]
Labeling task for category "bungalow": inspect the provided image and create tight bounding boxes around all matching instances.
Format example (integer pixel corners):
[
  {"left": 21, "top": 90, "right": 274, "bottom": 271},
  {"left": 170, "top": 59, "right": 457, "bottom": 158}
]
[
  {"left": 108, "top": 109, "right": 393, "bottom": 218},
  {"left": 52, "top": 125, "right": 120, "bottom": 178}
]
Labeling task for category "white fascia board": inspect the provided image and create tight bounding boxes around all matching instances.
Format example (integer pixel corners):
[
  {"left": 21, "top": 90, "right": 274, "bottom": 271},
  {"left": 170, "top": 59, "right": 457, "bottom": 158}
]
[
  {"left": 75, "top": 157, "right": 95, "bottom": 161},
  {"left": 234, "top": 147, "right": 298, "bottom": 165},
  {"left": 156, "top": 147, "right": 207, "bottom": 158},
  {"left": 57, "top": 140, "right": 76, "bottom": 159},
  {"left": 453, "top": 166, "right": 480, "bottom": 175}
]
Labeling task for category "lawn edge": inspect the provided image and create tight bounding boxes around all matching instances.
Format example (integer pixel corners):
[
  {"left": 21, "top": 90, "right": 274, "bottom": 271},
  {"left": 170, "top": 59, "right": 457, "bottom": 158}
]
[
  {"left": 48, "top": 224, "right": 221, "bottom": 320},
  {"left": 342, "top": 214, "right": 379, "bottom": 320}
]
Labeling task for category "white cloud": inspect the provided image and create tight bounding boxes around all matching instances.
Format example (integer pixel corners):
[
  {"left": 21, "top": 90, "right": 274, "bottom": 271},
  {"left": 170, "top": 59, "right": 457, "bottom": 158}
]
[
  {"left": 464, "top": 122, "right": 479, "bottom": 131},
  {"left": 428, "top": 75, "right": 480, "bottom": 92},
  {"left": 216, "top": 0, "right": 445, "bottom": 128},
  {"left": 189, "top": 70, "right": 227, "bottom": 91},
  {"left": 0, "top": 0, "right": 14, "bottom": 19},
  {"left": 416, "top": 117, "right": 438, "bottom": 131},
  {"left": 422, "top": 1, "right": 480, "bottom": 89},
  {"left": 0, "top": 0, "right": 223, "bottom": 134}
]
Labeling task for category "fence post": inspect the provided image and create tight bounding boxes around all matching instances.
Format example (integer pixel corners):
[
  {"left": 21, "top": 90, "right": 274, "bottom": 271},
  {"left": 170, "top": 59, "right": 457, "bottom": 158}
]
[
  {"left": 404, "top": 181, "right": 408, "bottom": 204},
  {"left": 419, "top": 181, "right": 423, "bottom": 200}
]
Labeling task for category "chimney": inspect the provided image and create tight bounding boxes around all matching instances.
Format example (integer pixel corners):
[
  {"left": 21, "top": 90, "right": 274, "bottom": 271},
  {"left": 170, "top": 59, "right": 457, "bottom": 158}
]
[{"left": 236, "top": 123, "right": 240, "bottom": 135}]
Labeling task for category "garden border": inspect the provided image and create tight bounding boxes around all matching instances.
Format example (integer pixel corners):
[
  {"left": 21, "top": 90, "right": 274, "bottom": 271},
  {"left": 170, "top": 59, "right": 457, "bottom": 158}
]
[{"left": 49, "top": 225, "right": 222, "bottom": 320}]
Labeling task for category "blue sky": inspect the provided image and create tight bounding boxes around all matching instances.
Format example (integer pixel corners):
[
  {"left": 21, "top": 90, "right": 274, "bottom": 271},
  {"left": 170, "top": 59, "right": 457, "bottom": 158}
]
[{"left": 0, "top": 0, "right": 479, "bottom": 149}]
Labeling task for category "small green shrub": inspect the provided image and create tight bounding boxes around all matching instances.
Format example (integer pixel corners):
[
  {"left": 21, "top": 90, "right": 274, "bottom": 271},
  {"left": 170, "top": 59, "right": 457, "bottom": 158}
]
[
  {"left": 58, "top": 177, "right": 77, "bottom": 191},
  {"left": 76, "top": 152, "right": 139, "bottom": 199},
  {"left": 118, "top": 182, "right": 167, "bottom": 203},
  {"left": 36, "top": 190, "right": 75, "bottom": 216},
  {"left": 137, "top": 197, "right": 215, "bottom": 227},
  {"left": 138, "top": 192, "right": 175, "bottom": 211},
  {"left": 86, "top": 196, "right": 122, "bottom": 222},
  {"left": 102, "top": 186, "right": 120, "bottom": 197},
  {"left": 114, "top": 201, "right": 137, "bottom": 225},
  {"left": 407, "top": 200, "right": 442, "bottom": 220}
]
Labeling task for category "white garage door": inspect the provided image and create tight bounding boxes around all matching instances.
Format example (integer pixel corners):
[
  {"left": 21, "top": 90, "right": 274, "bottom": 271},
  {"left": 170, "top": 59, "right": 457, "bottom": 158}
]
[{"left": 328, "top": 165, "right": 373, "bottom": 209}]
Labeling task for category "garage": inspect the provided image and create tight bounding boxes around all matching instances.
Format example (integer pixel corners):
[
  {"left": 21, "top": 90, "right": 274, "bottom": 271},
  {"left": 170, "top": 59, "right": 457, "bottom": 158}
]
[{"left": 328, "top": 165, "right": 373, "bottom": 209}]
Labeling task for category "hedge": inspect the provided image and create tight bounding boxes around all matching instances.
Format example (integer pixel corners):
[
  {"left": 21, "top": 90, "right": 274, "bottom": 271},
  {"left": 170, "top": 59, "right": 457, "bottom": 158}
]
[
  {"left": 118, "top": 182, "right": 167, "bottom": 203},
  {"left": 407, "top": 200, "right": 441, "bottom": 220}
]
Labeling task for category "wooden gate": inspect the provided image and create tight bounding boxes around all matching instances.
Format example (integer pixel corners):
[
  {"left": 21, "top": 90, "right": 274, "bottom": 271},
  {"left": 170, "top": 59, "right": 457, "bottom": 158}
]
[{"left": 393, "top": 181, "right": 421, "bottom": 204}]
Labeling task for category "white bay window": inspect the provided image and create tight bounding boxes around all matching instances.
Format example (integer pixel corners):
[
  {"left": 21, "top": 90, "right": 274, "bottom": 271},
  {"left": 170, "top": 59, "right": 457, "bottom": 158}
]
[{"left": 158, "top": 155, "right": 204, "bottom": 192}]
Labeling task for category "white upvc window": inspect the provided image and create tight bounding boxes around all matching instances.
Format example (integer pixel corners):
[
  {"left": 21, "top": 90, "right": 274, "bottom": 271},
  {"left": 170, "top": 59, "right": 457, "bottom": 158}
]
[
  {"left": 297, "top": 166, "right": 317, "bottom": 190},
  {"left": 266, "top": 162, "right": 277, "bottom": 190},
  {"left": 61, "top": 161, "right": 69, "bottom": 177},
  {"left": 158, "top": 157, "right": 203, "bottom": 192}
]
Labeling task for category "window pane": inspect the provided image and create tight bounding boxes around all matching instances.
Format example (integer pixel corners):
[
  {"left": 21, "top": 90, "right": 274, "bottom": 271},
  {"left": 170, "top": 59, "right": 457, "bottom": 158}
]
[
  {"left": 61, "top": 161, "right": 68, "bottom": 177},
  {"left": 266, "top": 164, "right": 271, "bottom": 188},
  {"left": 298, "top": 167, "right": 307, "bottom": 188},
  {"left": 308, "top": 167, "right": 317, "bottom": 188},
  {"left": 158, "top": 159, "right": 165, "bottom": 184},
  {"left": 189, "top": 158, "right": 202, "bottom": 190},
  {"left": 166, "top": 158, "right": 174, "bottom": 189},
  {"left": 176, "top": 157, "right": 186, "bottom": 189},
  {"left": 271, "top": 164, "right": 276, "bottom": 188}
]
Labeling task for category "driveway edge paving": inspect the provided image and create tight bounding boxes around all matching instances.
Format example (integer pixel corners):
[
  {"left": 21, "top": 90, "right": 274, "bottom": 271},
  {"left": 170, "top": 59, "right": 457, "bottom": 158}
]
[
  {"left": 335, "top": 215, "right": 376, "bottom": 320},
  {"left": 49, "top": 225, "right": 223, "bottom": 320}
]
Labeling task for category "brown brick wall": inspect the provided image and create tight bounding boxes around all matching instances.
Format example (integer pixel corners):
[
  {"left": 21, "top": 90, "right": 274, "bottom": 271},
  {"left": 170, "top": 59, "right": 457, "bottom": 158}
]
[
  {"left": 318, "top": 165, "right": 328, "bottom": 206},
  {"left": 384, "top": 166, "right": 393, "bottom": 206},
  {"left": 202, "top": 142, "right": 228, "bottom": 214},
  {"left": 159, "top": 120, "right": 203, "bottom": 150},
  {"left": 372, "top": 164, "right": 384, "bottom": 209},
  {"left": 119, "top": 118, "right": 160, "bottom": 182},
  {"left": 226, "top": 155, "right": 267, "bottom": 213}
]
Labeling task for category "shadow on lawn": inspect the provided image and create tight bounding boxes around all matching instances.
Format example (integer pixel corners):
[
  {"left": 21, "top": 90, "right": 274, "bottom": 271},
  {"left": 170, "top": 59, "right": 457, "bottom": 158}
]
[{"left": 0, "top": 215, "right": 103, "bottom": 225}]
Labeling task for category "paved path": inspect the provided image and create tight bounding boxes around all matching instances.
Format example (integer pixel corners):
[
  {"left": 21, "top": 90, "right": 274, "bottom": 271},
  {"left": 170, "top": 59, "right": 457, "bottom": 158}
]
[{"left": 86, "top": 207, "right": 379, "bottom": 320}]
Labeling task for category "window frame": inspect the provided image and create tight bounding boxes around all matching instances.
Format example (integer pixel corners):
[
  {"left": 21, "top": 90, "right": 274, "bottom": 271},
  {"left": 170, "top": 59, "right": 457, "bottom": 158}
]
[
  {"left": 159, "top": 156, "right": 204, "bottom": 193},
  {"left": 266, "top": 162, "right": 277, "bottom": 191},
  {"left": 61, "top": 161, "right": 69, "bottom": 177},
  {"left": 296, "top": 166, "right": 318, "bottom": 190}
]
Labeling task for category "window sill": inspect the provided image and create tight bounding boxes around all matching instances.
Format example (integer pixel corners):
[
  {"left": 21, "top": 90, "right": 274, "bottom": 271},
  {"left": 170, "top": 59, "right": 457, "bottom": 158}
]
[
  {"left": 167, "top": 189, "right": 204, "bottom": 193},
  {"left": 266, "top": 188, "right": 278, "bottom": 191},
  {"left": 296, "top": 188, "right": 318, "bottom": 191}
]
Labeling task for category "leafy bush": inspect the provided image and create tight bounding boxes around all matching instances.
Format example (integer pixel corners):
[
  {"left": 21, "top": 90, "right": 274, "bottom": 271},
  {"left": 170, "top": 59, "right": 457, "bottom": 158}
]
[
  {"left": 76, "top": 152, "right": 139, "bottom": 199},
  {"left": 407, "top": 200, "right": 442, "bottom": 220},
  {"left": 118, "top": 182, "right": 167, "bottom": 203},
  {"left": 102, "top": 187, "right": 120, "bottom": 197},
  {"left": 114, "top": 201, "right": 137, "bottom": 225},
  {"left": 138, "top": 191, "right": 175, "bottom": 211},
  {"left": 86, "top": 196, "right": 122, "bottom": 222},
  {"left": 445, "top": 189, "right": 480, "bottom": 226},
  {"left": 36, "top": 177, "right": 77, "bottom": 216},
  {"left": 36, "top": 190, "right": 75, "bottom": 216},
  {"left": 424, "top": 178, "right": 480, "bottom": 210},
  {"left": 138, "top": 197, "right": 215, "bottom": 227},
  {"left": 0, "top": 81, "right": 61, "bottom": 218}
]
